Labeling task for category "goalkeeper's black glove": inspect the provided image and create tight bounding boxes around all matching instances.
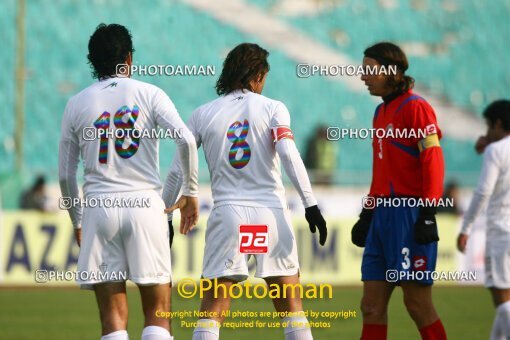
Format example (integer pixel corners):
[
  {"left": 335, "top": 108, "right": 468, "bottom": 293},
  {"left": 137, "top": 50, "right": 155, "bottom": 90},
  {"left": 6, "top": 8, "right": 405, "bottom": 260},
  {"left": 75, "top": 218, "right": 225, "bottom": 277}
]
[
  {"left": 169, "top": 220, "right": 175, "bottom": 248},
  {"left": 351, "top": 208, "right": 374, "bottom": 247},
  {"left": 414, "top": 207, "right": 439, "bottom": 244},
  {"left": 305, "top": 205, "right": 327, "bottom": 246}
]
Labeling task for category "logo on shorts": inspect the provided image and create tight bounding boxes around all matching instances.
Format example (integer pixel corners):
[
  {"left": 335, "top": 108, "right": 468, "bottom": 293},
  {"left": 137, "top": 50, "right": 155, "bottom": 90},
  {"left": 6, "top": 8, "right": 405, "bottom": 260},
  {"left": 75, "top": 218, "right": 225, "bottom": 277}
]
[
  {"left": 413, "top": 256, "right": 427, "bottom": 271},
  {"left": 239, "top": 225, "right": 268, "bottom": 254},
  {"left": 99, "top": 263, "right": 108, "bottom": 272},
  {"left": 225, "top": 259, "right": 234, "bottom": 269}
]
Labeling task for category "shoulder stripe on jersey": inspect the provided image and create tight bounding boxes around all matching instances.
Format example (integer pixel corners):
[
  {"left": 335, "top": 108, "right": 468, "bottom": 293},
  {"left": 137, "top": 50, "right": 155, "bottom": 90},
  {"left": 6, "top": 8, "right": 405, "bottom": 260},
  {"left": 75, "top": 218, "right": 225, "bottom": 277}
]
[
  {"left": 395, "top": 95, "right": 423, "bottom": 113},
  {"left": 373, "top": 103, "right": 384, "bottom": 121},
  {"left": 389, "top": 140, "right": 420, "bottom": 158}
]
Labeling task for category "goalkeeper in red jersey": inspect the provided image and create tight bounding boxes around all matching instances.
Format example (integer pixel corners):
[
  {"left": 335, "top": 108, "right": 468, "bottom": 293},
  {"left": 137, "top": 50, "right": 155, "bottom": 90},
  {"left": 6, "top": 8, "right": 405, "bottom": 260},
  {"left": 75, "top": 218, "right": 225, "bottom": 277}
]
[{"left": 351, "top": 42, "right": 447, "bottom": 340}]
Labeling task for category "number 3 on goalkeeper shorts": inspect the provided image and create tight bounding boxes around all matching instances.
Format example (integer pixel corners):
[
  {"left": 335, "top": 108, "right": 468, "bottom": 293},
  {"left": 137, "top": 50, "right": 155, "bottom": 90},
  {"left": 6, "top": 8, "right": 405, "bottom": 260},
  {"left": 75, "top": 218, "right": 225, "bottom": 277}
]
[{"left": 227, "top": 119, "right": 251, "bottom": 169}]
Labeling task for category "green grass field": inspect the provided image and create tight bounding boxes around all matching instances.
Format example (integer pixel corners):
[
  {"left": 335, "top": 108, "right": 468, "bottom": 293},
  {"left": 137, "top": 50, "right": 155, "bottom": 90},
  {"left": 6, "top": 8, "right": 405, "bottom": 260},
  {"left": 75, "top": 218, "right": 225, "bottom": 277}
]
[{"left": 0, "top": 286, "right": 493, "bottom": 339}]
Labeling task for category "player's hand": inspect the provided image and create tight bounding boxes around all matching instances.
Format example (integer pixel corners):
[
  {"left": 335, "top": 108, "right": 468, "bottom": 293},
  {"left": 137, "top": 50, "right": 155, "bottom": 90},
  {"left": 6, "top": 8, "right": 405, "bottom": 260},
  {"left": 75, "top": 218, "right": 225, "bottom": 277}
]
[
  {"left": 351, "top": 208, "right": 374, "bottom": 247},
  {"left": 164, "top": 195, "right": 199, "bottom": 235},
  {"left": 74, "top": 228, "right": 81, "bottom": 247},
  {"left": 305, "top": 205, "right": 327, "bottom": 246},
  {"left": 475, "top": 135, "right": 489, "bottom": 154},
  {"left": 169, "top": 220, "right": 175, "bottom": 248},
  {"left": 414, "top": 207, "right": 439, "bottom": 244},
  {"left": 457, "top": 233, "right": 469, "bottom": 253}
]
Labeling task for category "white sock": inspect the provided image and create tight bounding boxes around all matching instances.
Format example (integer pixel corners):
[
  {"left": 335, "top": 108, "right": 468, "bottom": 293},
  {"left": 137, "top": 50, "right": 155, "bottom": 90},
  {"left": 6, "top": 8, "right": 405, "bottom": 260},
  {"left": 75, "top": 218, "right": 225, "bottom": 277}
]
[
  {"left": 498, "top": 301, "right": 510, "bottom": 336},
  {"left": 192, "top": 319, "right": 220, "bottom": 340},
  {"left": 101, "top": 330, "right": 129, "bottom": 340},
  {"left": 141, "top": 326, "right": 172, "bottom": 340},
  {"left": 282, "top": 313, "right": 313, "bottom": 340},
  {"left": 490, "top": 310, "right": 503, "bottom": 340}
]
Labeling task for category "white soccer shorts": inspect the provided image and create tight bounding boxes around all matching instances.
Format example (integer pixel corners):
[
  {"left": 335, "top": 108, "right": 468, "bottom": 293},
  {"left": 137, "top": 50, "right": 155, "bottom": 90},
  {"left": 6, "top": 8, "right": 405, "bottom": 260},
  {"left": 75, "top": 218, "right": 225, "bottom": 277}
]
[
  {"left": 77, "top": 190, "right": 171, "bottom": 289},
  {"left": 485, "top": 240, "right": 510, "bottom": 289},
  {"left": 202, "top": 204, "right": 299, "bottom": 281}
]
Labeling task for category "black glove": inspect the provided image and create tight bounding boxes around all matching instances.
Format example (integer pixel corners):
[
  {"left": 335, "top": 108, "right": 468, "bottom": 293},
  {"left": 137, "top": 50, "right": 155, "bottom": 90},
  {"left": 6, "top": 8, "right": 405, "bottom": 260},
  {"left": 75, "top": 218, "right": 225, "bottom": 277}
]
[
  {"left": 351, "top": 208, "right": 374, "bottom": 247},
  {"left": 169, "top": 220, "right": 175, "bottom": 248},
  {"left": 305, "top": 205, "right": 327, "bottom": 246},
  {"left": 414, "top": 207, "right": 439, "bottom": 244}
]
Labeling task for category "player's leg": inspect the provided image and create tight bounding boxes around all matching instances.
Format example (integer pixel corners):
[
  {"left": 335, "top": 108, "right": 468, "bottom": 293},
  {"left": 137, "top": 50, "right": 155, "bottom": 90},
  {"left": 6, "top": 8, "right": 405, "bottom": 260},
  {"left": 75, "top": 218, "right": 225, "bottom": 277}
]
[
  {"left": 389, "top": 204, "right": 445, "bottom": 339},
  {"left": 78, "top": 198, "right": 130, "bottom": 339},
  {"left": 359, "top": 206, "right": 394, "bottom": 339},
  {"left": 93, "top": 282, "right": 129, "bottom": 339},
  {"left": 489, "top": 288, "right": 510, "bottom": 340},
  {"left": 254, "top": 207, "right": 310, "bottom": 339},
  {"left": 400, "top": 282, "right": 446, "bottom": 339},
  {"left": 264, "top": 274, "right": 312, "bottom": 340},
  {"left": 359, "top": 280, "right": 394, "bottom": 339},
  {"left": 138, "top": 283, "right": 172, "bottom": 339},
  {"left": 193, "top": 205, "right": 250, "bottom": 340},
  {"left": 192, "top": 278, "right": 235, "bottom": 340},
  {"left": 487, "top": 245, "right": 510, "bottom": 339},
  {"left": 123, "top": 191, "right": 174, "bottom": 339}
]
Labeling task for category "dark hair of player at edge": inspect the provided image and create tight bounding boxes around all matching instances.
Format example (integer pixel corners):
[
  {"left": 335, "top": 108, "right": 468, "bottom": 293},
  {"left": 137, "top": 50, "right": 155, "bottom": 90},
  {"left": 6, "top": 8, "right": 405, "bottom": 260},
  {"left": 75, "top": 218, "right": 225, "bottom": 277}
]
[
  {"left": 87, "top": 23, "right": 135, "bottom": 80},
  {"left": 216, "top": 43, "right": 270, "bottom": 96},
  {"left": 483, "top": 99, "right": 510, "bottom": 131},
  {"left": 364, "top": 42, "right": 415, "bottom": 93}
]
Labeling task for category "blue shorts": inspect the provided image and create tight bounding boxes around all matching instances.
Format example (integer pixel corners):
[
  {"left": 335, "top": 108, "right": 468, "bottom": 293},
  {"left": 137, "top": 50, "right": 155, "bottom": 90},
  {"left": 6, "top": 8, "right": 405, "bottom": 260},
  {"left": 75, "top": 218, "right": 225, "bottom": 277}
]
[{"left": 361, "top": 205, "right": 437, "bottom": 285}]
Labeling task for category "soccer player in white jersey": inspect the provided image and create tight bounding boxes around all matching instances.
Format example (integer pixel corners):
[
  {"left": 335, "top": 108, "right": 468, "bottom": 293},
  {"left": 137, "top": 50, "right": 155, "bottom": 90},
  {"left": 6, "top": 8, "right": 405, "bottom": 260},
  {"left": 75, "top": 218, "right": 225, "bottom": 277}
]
[
  {"left": 457, "top": 100, "right": 510, "bottom": 339},
  {"left": 162, "top": 43, "right": 327, "bottom": 340},
  {"left": 58, "top": 24, "right": 199, "bottom": 340}
]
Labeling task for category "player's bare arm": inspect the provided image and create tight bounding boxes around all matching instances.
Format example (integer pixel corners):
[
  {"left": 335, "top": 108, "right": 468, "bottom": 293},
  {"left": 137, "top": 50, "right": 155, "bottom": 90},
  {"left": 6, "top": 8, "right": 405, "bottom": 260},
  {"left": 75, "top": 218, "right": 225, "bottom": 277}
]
[{"left": 164, "top": 195, "right": 199, "bottom": 235}]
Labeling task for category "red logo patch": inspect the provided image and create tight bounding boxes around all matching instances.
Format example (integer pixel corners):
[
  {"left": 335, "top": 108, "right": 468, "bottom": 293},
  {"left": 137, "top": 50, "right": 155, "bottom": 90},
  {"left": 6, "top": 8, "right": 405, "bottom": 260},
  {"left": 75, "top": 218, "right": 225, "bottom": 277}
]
[
  {"left": 413, "top": 256, "right": 427, "bottom": 271},
  {"left": 271, "top": 127, "right": 294, "bottom": 144},
  {"left": 239, "top": 225, "right": 268, "bottom": 254}
]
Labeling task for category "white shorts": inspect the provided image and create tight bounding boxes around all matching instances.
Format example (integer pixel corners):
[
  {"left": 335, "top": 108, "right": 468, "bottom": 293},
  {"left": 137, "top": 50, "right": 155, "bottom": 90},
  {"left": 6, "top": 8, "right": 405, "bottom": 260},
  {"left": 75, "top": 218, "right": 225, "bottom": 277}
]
[
  {"left": 485, "top": 242, "right": 510, "bottom": 289},
  {"left": 77, "top": 190, "right": 171, "bottom": 289},
  {"left": 202, "top": 204, "right": 299, "bottom": 281}
]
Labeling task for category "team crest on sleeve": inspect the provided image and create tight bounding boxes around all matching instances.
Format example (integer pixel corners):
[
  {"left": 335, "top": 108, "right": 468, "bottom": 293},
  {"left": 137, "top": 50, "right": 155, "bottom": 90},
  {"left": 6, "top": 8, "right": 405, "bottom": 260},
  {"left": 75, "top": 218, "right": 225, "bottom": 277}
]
[{"left": 425, "top": 124, "right": 437, "bottom": 135}]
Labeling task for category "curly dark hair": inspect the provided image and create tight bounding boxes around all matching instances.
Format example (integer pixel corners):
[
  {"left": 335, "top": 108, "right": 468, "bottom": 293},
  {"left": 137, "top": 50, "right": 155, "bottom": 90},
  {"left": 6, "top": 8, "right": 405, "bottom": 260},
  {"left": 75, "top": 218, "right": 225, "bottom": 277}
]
[
  {"left": 364, "top": 42, "right": 414, "bottom": 92},
  {"left": 216, "top": 43, "right": 270, "bottom": 95},
  {"left": 87, "top": 23, "right": 135, "bottom": 79}
]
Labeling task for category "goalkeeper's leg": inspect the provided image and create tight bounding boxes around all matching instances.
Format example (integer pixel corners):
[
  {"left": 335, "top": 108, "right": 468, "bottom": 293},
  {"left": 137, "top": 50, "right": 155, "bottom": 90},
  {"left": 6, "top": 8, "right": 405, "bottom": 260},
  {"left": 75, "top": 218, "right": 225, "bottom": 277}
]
[{"left": 401, "top": 282, "right": 446, "bottom": 340}]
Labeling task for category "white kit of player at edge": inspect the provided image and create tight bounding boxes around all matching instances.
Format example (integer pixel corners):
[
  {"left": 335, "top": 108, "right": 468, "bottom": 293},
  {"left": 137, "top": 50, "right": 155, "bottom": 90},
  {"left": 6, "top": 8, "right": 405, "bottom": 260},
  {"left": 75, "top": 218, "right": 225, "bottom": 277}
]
[
  {"left": 461, "top": 135, "right": 510, "bottom": 289},
  {"left": 58, "top": 77, "right": 198, "bottom": 289},
  {"left": 163, "top": 89, "right": 317, "bottom": 280}
]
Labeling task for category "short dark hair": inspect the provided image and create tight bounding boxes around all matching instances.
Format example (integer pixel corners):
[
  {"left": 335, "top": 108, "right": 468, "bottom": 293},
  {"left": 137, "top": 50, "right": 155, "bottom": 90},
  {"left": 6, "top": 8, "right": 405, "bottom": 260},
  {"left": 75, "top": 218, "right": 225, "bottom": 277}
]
[
  {"left": 483, "top": 100, "right": 510, "bottom": 131},
  {"left": 87, "top": 23, "right": 135, "bottom": 79},
  {"left": 364, "top": 42, "right": 414, "bottom": 92},
  {"left": 216, "top": 43, "right": 270, "bottom": 96}
]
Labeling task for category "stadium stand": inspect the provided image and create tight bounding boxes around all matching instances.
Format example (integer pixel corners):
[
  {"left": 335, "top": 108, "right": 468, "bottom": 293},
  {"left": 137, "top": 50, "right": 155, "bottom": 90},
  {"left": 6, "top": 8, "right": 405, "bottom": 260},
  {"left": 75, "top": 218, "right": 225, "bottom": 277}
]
[{"left": 1, "top": 0, "right": 503, "bottom": 207}]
